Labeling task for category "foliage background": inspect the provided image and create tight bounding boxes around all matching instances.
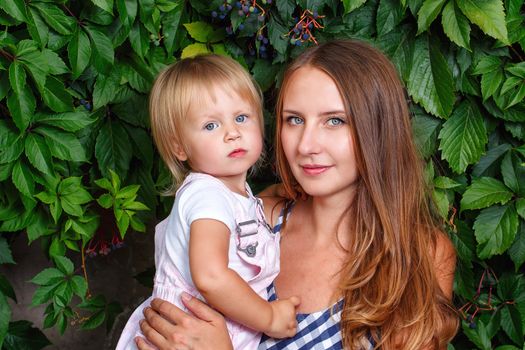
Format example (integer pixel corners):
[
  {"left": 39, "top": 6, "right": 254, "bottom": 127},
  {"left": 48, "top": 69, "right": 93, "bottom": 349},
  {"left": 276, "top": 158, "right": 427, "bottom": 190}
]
[{"left": 0, "top": 0, "right": 524, "bottom": 348}]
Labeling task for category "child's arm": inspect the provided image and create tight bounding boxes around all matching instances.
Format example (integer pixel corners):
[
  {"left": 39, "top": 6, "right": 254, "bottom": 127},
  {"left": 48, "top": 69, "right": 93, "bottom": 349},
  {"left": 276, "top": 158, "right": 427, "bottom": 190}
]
[{"left": 189, "top": 219, "right": 299, "bottom": 338}]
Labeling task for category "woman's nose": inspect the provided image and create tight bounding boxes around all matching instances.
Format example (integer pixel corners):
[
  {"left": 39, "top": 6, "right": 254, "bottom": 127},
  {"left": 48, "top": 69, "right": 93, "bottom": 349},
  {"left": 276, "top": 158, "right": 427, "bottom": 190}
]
[{"left": 297, "top": 126, "right": 321, "bottom": 155}]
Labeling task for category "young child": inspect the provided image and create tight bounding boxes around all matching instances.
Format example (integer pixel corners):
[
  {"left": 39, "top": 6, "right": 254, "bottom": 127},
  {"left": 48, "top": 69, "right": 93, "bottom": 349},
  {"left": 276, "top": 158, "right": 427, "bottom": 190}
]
[{"left": 116, "top": 54, "right": 299, "bottom": 350}]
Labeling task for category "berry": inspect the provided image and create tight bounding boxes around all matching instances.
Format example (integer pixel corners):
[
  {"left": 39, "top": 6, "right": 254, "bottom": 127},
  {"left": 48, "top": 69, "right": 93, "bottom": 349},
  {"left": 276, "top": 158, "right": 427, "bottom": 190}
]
[
  {"left": 308, "top": 23, "right": 313, "bottom": 29},
  {"left": 211, "top": 11, "right": 218, "bottom": 17},
  {"left": 226, "top": 4, "right": 232, "bottom": 10},
  {"left": 238, "top": 23, "right": 245, "bottom": 30},
  {"left": 302, "top": 33, "right": 309, "bottom": 40},
  {"left": 219, "top": 14, "right": 226, "bottom": 19},
  {"left": 219, "top": 4, "right": 225, "bottom": 12},
  {"left": 267, "top": 0, "right": 272, "bottom": 3},
  {"left": 249, "top": 6, "right": 255, "bottom": 12},
  {"left": 258, "top": 14, "right": 265, "bottom": 22},
  {"left": 226, "top": 26, "right": 233, "bottom": 34},
  {"left": 290, "top": 38, "right": 297, "bottom": 45},
  {"left": 235, "top": 1, "right": 242, "bottom": 8},
  {"left": 295, "top": 40, "right": 302, "bottom": 46},
  {"left": 469, "top": 322, "right": 476, "bottom": 329},
  {"left": 257, "top": 34, "right": 264, "bottom": 41},
  {"left": 259, "top": 45, "right": 267, "bottom": 52},
  {"left": 262, "top": 38, "right": 268, "bottom": 44},
  {"left": 238, "top": 9, "right": 244, "bottom": 16},
  {"left": 313, "top": 10, "right": 319, "bottom": 19},
  {"left": 297, "top": 23, "right": 303, "bottom": 30}
]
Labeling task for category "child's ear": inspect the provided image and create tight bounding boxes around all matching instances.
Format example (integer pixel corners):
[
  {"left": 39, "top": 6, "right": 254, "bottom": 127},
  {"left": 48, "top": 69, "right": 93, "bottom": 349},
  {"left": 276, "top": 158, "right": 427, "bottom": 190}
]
[{"left": 173, "top": 144, "right": 188, "bottom": 161}]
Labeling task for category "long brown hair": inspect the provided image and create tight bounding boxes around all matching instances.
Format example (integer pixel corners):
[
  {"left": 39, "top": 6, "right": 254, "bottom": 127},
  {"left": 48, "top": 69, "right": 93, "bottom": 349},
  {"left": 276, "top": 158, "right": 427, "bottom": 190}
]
[{"left": 275, "top": 40, "right": 458, "bottom": 349}]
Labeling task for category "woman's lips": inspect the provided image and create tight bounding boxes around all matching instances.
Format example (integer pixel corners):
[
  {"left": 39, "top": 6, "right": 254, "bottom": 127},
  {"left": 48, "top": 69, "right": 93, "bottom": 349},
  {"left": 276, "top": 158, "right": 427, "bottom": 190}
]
[
  {"left": 228, "top": 149, "right": 247, "bottom": 157},
  {"left": 301, "top": 165, "right": 331, "bottom": 175}
]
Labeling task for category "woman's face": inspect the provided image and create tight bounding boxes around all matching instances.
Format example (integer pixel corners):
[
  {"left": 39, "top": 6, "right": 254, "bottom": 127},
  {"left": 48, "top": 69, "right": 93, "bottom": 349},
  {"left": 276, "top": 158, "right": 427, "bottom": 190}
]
[{"left": 280, "top": 66, "right": 359, "bottom": 200}]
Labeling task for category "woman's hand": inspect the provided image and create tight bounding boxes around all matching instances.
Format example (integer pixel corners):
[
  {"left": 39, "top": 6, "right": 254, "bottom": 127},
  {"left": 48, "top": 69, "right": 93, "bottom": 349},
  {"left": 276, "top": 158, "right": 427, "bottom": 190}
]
[{"left": 135, "top": 293, "right": 233, "bottom": 350}]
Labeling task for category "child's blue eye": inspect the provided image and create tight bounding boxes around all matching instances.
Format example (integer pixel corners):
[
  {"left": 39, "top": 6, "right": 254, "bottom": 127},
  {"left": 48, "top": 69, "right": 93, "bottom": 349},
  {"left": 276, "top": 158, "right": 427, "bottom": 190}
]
[
  {"left": 327, "top": 117, "right": 345, "bottom": 126},
  {"left": 204, "top": 122, "right": 219, "bottom": 131},
  {"left": 235, "top": 115, "right": 247, "bottom": 123},
  {"left": 286, "top": 116, "right": 304, "bottom": 125}
]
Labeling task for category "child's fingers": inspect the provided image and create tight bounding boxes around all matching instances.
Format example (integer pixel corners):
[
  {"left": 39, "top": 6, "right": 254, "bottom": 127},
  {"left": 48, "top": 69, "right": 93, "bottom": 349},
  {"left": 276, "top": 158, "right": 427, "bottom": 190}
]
[
  {"left": 288, "top": 296, "right": 301, "bottom": 307},
  {"left": 134, "top": 336, "right": 156, "bottom": 350}
]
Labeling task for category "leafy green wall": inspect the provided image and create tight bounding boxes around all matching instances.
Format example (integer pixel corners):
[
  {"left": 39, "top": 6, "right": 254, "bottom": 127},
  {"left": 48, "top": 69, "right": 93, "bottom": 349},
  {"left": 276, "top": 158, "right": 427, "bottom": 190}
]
[{"left": 0, "top": 0, "right": 524, "bottom": 348}]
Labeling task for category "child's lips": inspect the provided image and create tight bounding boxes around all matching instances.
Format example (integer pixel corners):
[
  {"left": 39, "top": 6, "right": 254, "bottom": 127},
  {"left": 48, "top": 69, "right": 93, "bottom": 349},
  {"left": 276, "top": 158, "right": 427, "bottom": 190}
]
[{"left": 229, "top": 149, "right": 247, "bottom": 157}]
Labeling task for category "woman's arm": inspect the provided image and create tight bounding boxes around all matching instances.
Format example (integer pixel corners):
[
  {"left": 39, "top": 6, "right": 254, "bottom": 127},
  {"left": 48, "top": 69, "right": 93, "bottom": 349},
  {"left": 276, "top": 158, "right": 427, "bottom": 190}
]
[
  {"left": 135, "top": 294, "right": 232, "bottom": 350},
  {"left": 190, "top": 219, "right": 299, "bottom": 338}
]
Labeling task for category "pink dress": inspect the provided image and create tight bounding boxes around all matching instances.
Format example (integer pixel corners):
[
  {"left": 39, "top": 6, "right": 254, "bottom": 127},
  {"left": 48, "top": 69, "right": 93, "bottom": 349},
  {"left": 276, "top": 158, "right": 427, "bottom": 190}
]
[{"left": 116, "top": 173, "right": 280, "bottom": 349}]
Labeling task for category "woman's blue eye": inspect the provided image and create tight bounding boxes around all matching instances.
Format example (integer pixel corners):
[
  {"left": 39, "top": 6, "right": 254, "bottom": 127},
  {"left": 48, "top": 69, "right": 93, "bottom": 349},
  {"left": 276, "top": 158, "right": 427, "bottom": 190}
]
[
  {"left": 286, "top": 116, "right": 304, "bottom": 125},
  {"left": 327, "top": 117, "right": 345, "bottom": 126},
  {"left": 204, "top": 122, "right": 219, "bottom": 131},
  {"left": 235, "top": 115, "right": 247, "bottom": 123}
]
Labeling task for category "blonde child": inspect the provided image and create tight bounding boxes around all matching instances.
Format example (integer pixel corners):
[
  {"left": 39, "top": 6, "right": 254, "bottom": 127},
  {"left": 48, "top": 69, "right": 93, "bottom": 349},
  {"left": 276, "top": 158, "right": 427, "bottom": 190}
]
[{"left": 116, "top": 54, "right": 299, "bottom": 350}]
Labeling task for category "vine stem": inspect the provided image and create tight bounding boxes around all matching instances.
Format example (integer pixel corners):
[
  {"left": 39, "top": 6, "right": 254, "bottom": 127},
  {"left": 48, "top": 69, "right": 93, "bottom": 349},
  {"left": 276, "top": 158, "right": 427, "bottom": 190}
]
[
  {"left": 81, "top": 245, "right": 92, "bottom": 298},
  {"left": 0, "top": 49, "right": 14, "bottom": 61}
]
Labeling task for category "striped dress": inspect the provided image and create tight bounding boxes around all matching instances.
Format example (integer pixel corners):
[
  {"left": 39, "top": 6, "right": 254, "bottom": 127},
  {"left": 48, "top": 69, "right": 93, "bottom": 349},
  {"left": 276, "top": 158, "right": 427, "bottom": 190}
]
[{"left": 258, "top": 202, "right": 374, "bottom": 350}]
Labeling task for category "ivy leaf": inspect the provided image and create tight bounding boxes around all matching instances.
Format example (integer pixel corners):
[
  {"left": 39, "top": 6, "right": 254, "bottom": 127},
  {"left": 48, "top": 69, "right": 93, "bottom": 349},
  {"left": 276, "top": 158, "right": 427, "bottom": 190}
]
[
  {"left": 34, "top": 126, "right": 87, "bottom": 162},
  {"left": 251, "top": 59, "right": 280, "bottom": 92},
  {"left": 267, "top": 16, "right": 289, "bottom": 55},
  {"left": 376, "top": 0, "right": 405, "bottom": 36},
  {"left": 462, "top": 319, "right": 492, "bottom": 350},
  {"left": 407, "top": 35, "right": 455, "bottom": 119},
  {"left": 7, "top": 88, "right": 35, "bottom": 132},
  {"left": 91, "top": 0, "right": 114, "bottom": 14},
  {"left": 93, "top": 67, "right": 121, "bottom": 110},
  {"left": 277, "top": 0, "right": 297, "bottom": 19},
  {"left": 85, "top": 25, "right": 115, "bottom": 75},
  {"left": 441, "top": 0, "right": 471, "bottom": 50},
  {"left": 30, "top": 268, "right": 65, "bottom": 286},
  {"left": 34, "top": 111, "right": 96, "bottom": 132},
  {"left": 53, "top": 256, "right": 74, "bottom": 275},
  {"left": 161, "top": 1, "right": 183, "bottom": 54},
  {"left": 0, "top": 238, "right": 15, "bottom": 265},
  {"left": 3, "top": 321, "right": 51, "bottom": 350},
  {"left": 461, "top": 177, "right": 513, "bottom": 211},
  {"left": 117, "top": 0, "right": 138, "bottom": 29},
  {"left": 508, "top": 223, "right": 525, "bottom": 271},
  {"left": 500, "top": 304, "right": 524, "bottom": 345},
  {"left": 42, "top": 76, "right": 73, "bottom": 113},
  {"left": 183, "top": 21, "right": 214, "bottom": 43},
  {"left": 0, "top": 274, "right": 16, "bottom": 301},
  {"left": 181, "top": 43, "right": 209, "bottom": 58},
  {"left": 472, "top": 143, "right": 511, "bottom": 177},
  {"left": 474, "top": 204, "right": 519, "bottom": 259},
  {"left": 8, "top": 61, "right": 26, "bottom": 96},
  {"left": 12, "top": 159, "right": 35, "bottom": 197},
  {"left": 42, "top": 49, "right": 69, "bottom": 75},
  {"left": 456, "top": 0, "right": 509, "bottom": 44},
  {"left": 68, "top": 28, "right": 91, "bottom": 79},
  {"left": 342, "top": 0, "right": 366, "bottom": 14},
  {"left": 517, "top": 198, "right": 525, "bottom": 220},
  {"left": 417, "top": 0, "right": 446, "bottom": 34},
  {"left": 24, "top": 133, "right": 53, "bottom": 175},
  {"left": 438, "top": 100, "right": 487, "bottom": 173},
  {"left": 501, "top": 151, "right": 525, "bottom": 196},
  {"left": 129, "top": 21, "right": 149, "bottom": 59},
  {"left": 411, "top": 109, "right": 441, "bottom": 158},
  {"left": 31, "top": 2, "right": 74, "bottom": 35},
  {"left": 0, "top": 0, "right": 27, "bottom": 22},
  {"left": 95, "top": 120, "right": 132, "bottom": 179}
]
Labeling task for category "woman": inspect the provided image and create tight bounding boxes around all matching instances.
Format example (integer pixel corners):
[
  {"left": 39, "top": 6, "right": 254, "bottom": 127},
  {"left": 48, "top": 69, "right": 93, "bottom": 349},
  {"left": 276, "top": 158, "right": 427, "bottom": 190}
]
[{"left": 135, "top": 40, "right": 458, "bottom": 349}]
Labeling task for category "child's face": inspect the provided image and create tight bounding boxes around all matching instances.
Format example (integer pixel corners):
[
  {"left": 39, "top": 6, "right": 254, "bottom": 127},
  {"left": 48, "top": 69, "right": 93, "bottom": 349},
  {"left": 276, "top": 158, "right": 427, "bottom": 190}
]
[
  {"left": 280, "top": 67, "right": 359, "bottom": 200},
  {"left": 177, "top": 84, "right": 263, "bottom": 187}
]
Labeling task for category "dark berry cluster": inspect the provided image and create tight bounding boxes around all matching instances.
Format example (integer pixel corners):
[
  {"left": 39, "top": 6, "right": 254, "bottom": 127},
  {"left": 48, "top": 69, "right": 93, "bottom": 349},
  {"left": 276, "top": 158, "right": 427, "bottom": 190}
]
[
  {"left": 79, "top": 98, "right": 92, "bottom": 111},
  {"left": 287, "top": 9, "right": 324, "bottom": 46},
  {"left": 85, "top": 232, "right": 124, "bottom": 258},
  {"left": 255, "top": 32, "right": 270, "bottom": 58}
]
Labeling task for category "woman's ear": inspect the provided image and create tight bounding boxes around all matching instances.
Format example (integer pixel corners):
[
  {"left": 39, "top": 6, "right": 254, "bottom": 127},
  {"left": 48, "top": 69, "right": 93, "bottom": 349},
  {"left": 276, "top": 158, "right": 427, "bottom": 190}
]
[{"left": 173, "top": 143, "right": 188, "bottom": 161}]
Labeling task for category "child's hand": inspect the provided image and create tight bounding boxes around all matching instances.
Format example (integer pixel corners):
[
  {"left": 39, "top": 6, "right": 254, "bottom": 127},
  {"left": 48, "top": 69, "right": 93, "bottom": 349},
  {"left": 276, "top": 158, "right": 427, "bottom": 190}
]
[{"left": 264, "top": 296, "right": 300, "bottom": 339}]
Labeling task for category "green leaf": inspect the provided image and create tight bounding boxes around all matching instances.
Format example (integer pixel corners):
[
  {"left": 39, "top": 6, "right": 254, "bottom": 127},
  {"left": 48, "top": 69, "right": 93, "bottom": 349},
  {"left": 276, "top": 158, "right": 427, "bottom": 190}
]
[
  {"left": 82, "top": 310, "right": 106, "bottom": 330},
  {"left": 417, "top": 0, "right": 446, "bottom": 34},
  {"left": 8, "top": 61, "right": 26, "bottom": 96},
  {"left": 129, "top": 21, "right": 149, "bottom": 59},
  {"left": 501, "top": 151, "right": 525, "bottom": 195},
  {"left": 461, "top": 177, "right": 513, "bottom": 210},
  {"left": 441, "top": 0, "right": 471, "bottom": 50},
  {"left": 93, "top": 67, "right": 121, "bottom": 110},
  {"left": 42, "top": 76, "right": 73, "bottom": 113},
  {"left": 30, "top": 268, "right": 65, "bottom": 286},
  {"left": 438, "top": 100, "right": 488, "bottom": 173},
  {"left": 376, "top": 0, "right": 405, "bottom": 36},
  {"left": 474, "top": 203, "right": 519, "bottom": 259},
  {"left": 117, "top": 0, "right": 137, "bottom": 28},
  {"left": 407, "top": 35, "right": 455, "bottom": 119},
  {"left": 7, "top": 88, "right": 35, "bottom": 132},
  {"left": 161, "top": 1, "right": 183, "bottom": 54},
  {"left": 517, "top": 198, "right": 525, "bottom": 220},
  {"left": 91, "top": 0, "right": 114, "bottom": 14},
  {"left": 509, "top": 223, "right": 525, "bottom": 271},
  {"left": 342, "top": 0, "right": 367, "bottom": 14},
  {"left": 183, "top": 21, "right": 214, "bottom": 42},
  {"left": 31, "top": 2, "right": 74, "bottom": 35},
  {"left": 34, "top": 126, "right": 87, "bottom": 162},
  {"left": 472, "top": 143, "right": 511, "bottom": 177},
  {"left": 124, "top": 201, "right": 149, "bottom": 211},
  {"left": 12, "top": 159, "right": 35, "bottom": 197},
  {"left": 94, "top": 178, "right": 113, "bottom": 192},
  {"left": 462, "top": 319, "right": 492, "bottom": 350},
  {"left": 456, "top": 0, "right": 509, "bottom": 44},
  {"left": 411, "top": 109, "right": 441, "bottom": 158},
  {"left": 54, "top": 256, "right": 74, "bottom": 275},
  {"left": 0, "top": 238, "right": 15, "bottom": 265},
  {"left": 97, "top": 193, "right": 113, "bottom": 209},
  {"left": 68, "top": 28, "right": 91, "bottom": 79},
  {"left": 251, "top": 59, "right": 280, "bottom": 92},
  {"left": 434, "top": 176, "right": 462, "bottom": 189},
  {"left": 481, "top": 68, "right": 504, "bottom": 101},
  {"left": 70, "top": 275, "right": 87, "bottom": 299},
  {"left": 34, "top": 111, "right": 96, "bottom": 132},
  {"left": 3, "top": 321, "right": 51, "bottom": 350},
  {"left": 180, "top": 43, "right": 209, "bottom": 58},
  {"left": 501, "top": 76, "right": 522, "bottom": 96},
  {"left": 25, "top": 133, "right": 53, "bottom": 175},
  {"left": 0, "top": 292, "right": 10, "bottom": 346},
  {"left": 116, "top": 211, "right": 130, "bottom": 237},
  {"left": 267, "top": 16, "right": 289, "bottom": 55},
  {"left": 0, "top": 0, "right": 27, "bottom": 22},
  {"left": 432, "top": 188, "right": 450, "bottom": 219},
  {"left": 95, "top": 120, "right": 132, "bottom": 178},
  {"left": 85, "top": 25, "right": 115, "bottom": 75},
  {"left": 27, "top": 7, "right": 49, "bottom": 48},
  {"left": 42, "top": 49, "right": 69, "bottom": 75},
  {"left": 500, "top": 304, "right": 524, "bottom": 345},
  {"left": 277, "top": 0, "right": 296, "bottom": 19}
]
